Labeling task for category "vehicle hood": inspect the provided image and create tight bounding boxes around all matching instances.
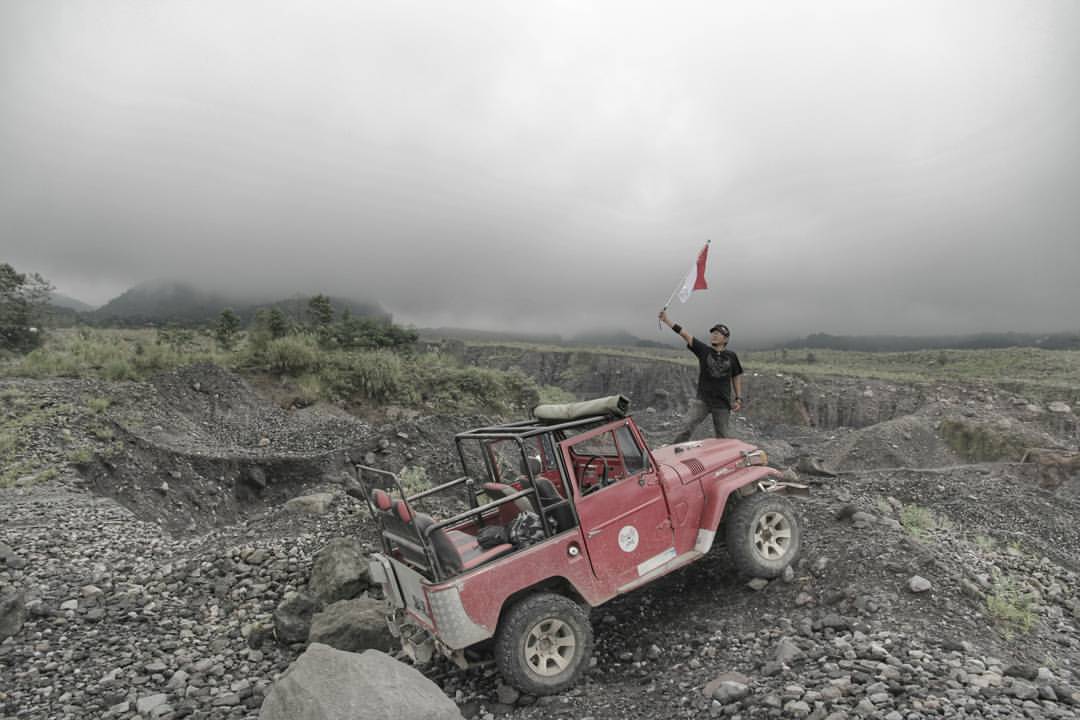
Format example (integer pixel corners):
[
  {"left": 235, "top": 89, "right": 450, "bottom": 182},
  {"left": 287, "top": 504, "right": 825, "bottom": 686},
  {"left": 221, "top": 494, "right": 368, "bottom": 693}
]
[{"left": 652, "top": 438, "right": 759, "bottom": 479}]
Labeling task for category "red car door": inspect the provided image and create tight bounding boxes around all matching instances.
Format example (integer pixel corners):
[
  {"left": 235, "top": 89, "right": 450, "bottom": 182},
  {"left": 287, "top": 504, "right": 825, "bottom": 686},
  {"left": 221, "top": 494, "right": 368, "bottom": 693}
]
[{"left": 564, "top": 423, "right": 674, "bottom": 592}]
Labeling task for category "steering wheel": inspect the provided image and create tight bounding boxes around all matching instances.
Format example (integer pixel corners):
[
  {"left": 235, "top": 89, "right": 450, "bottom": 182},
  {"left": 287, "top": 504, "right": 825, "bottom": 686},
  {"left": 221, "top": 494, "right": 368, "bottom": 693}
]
[{"left": 579, "top": 456, "right": 608, "bottom": 494}]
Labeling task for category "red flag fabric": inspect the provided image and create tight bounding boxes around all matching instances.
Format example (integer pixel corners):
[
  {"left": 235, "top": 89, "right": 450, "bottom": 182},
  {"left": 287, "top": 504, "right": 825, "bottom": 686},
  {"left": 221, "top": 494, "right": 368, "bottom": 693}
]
[{"left": 677, "top": 243, "right": 709, "bottom": 303}]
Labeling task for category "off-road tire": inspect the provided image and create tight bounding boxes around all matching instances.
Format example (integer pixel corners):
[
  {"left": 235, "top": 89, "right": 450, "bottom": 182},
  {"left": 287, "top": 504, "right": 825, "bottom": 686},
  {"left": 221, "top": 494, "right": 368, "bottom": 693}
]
[
  {"left": 494, "top": 593, "right": 593, "bottom": 695},
  {"left": 725, "top": 492, "right": 801, "bottom": 578}
]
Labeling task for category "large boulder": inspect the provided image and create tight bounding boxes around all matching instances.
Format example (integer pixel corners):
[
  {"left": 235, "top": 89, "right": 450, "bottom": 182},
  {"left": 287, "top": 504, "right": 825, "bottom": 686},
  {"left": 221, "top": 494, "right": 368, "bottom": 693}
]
[
  {"left": 259, "top": 644, "right": 462, "bottom": 720},
  {"left": 308, "top": 597, "right": 394, "bottom": 653},
  {"left": 309, "top": 538, "right": 370, "bottom": 604},
  {"left": 0, "top": 590, "right": 26, "bottom": 641},
  {"left": 273, "top": 590, "right": 320, "bottom": 645}
]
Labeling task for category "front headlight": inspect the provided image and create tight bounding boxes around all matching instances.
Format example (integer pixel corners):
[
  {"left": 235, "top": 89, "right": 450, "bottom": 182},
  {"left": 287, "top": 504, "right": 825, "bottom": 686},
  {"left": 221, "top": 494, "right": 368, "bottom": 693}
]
[{"left": 740, "top": 449, "right": 768, "bottom": 467}]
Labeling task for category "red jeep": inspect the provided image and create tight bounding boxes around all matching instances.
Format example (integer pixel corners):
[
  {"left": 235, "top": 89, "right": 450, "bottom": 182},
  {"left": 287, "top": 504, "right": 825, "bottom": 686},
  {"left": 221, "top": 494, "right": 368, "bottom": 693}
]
[{"left": 359, "top": 395, "right": 805, "bottom": 695}]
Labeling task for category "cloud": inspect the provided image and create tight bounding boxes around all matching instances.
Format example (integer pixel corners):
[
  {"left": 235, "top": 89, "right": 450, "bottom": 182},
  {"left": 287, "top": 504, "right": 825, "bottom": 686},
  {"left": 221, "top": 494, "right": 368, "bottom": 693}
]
[{"left": 2, "top": 0, "right": 1078, "bottom": 345}]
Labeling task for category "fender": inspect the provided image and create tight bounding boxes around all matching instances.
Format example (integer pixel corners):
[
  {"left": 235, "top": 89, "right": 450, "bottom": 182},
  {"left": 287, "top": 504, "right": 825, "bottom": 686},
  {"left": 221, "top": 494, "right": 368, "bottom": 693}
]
[{"left": 699, "top": 468, "right": 786, "bottom": 535}]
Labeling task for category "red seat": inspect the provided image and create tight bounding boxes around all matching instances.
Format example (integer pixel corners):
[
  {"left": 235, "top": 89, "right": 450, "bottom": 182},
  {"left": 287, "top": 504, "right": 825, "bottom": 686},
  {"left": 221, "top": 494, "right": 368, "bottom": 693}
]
[
  {"left": 481, "top": 482, "right": 533, "bottom": 524},
  {"left": 394, "top": 500, "right": 512, "bottom": 575}
]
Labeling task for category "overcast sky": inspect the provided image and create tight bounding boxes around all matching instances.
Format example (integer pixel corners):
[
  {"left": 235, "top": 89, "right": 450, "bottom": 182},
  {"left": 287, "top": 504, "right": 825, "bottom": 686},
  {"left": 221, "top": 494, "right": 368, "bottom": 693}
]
[{"left": 2, "top": 1, "right": 1078, "bottom": 345}]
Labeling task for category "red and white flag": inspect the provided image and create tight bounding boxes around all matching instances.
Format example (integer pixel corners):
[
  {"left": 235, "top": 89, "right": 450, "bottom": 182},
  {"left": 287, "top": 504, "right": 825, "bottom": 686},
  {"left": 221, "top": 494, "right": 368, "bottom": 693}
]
[{"left": 677, "top": 242, "right": 709, "bottom": 303}]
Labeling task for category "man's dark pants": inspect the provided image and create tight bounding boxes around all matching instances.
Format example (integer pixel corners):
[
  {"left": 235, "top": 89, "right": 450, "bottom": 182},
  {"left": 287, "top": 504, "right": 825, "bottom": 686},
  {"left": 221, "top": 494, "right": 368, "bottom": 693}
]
[{"left": 673, "top": 399, "right": 731, "bottom": 442}]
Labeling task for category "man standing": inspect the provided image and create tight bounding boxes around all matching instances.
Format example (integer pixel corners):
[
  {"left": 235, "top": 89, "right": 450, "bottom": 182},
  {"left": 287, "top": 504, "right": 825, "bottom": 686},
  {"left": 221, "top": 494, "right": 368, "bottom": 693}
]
[{"left": 658, "top": 310, "right": 743, "bottom": 441}]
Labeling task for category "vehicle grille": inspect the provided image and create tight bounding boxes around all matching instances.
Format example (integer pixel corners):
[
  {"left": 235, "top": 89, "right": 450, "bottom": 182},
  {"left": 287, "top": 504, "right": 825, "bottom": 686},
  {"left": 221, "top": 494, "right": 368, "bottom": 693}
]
[{"left": 680, "top": 459, "right": 706, "bottom": 475}]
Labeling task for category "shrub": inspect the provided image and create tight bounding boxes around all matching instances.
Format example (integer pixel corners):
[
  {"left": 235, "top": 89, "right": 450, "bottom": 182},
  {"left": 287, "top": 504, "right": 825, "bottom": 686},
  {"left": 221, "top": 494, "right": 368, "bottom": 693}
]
[
  {"left": 265, "top": 335, "right": 320, "bottom": 376},
  {"left": 986, "top": 572, "right": 1036, "bottom": 637},
  {"left": 941, "top": 419, "right": 1027, "bottom": 462},
  {"left": 214, "top": 308, "right": 241, "bottom": 350},
  {"left": 0, "top": 263, "right": 52, "bottom": 353},
  {"left": 325, "top": 351, "right": 412, "bottom": 403}
]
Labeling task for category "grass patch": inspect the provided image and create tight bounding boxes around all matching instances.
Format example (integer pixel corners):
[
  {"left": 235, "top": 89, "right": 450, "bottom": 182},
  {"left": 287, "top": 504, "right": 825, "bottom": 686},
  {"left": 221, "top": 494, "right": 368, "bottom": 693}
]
[
  {"left": 986, "top": 572, "right": 1037, "bottom": 637},
  {"left": 85, "top": 396, "right": 112, "bottom": 414},
  {"left": 538, "top": 385, "right": 577, "bottom": 405},
  {"left": 399, "top": 465, "right": 430, "bottom": 497},
  {"left": 900, "top": 503, "right": 953, "bottom": 540},
  {"left": 0, "top": 459, "right": 33, "bottom": 487},
  {"left": 3, "top": 328, "right": 224, "bottom": 380},
  {"left": 67, "top": 447, "right": 95, "bottom": 465},
  {"left": 89, "top": 423, "right": 114, "bottom": 441},
  {"left": 744, "top": 347, "right": 1080, "bottom": 406}
]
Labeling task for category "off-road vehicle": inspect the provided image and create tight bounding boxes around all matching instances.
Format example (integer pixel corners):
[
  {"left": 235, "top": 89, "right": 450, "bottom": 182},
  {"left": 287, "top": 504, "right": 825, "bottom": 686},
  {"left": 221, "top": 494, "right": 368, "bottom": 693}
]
[{"left": 358, "top": 395, "right": 805, "bottom": 695}]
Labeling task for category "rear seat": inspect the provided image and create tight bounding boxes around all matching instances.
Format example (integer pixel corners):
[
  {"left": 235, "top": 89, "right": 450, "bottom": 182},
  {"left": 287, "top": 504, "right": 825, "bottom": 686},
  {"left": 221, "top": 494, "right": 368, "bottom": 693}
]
[
  {"left": 395, "top": 500, "right": 513, "bottom": 575},
  {"left": 371, "top": 489, "right": 513, "bottom": 576}
]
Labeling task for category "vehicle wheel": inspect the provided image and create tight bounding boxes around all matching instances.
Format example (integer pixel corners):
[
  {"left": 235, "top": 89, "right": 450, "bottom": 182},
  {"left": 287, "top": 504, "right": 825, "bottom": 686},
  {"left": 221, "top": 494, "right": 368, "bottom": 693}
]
[
  {"left": 725, "top": 492, "right": 801, "bottom": 578},
  {"left": 494, "top": 593, "right": 593, "bottom": 695}
]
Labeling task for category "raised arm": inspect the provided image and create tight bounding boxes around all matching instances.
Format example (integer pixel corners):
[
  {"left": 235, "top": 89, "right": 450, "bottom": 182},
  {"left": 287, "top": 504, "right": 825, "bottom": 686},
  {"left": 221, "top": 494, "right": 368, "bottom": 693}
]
[{"left": 658, "top": 309, "right": 693, "bottom": 345}]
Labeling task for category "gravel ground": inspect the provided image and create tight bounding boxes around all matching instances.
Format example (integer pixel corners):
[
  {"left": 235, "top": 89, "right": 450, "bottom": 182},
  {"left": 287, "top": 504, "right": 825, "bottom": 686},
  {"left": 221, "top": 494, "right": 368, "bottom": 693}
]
[{"left": 2, "top": 366, "right": 1079, "bottom": 720}]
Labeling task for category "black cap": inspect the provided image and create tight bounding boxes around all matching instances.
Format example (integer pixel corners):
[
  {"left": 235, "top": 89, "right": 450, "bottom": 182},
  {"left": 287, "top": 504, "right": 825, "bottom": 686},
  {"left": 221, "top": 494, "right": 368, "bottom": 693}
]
[{"left": 709, "top": 323, "right": 730, "bottom": 336}]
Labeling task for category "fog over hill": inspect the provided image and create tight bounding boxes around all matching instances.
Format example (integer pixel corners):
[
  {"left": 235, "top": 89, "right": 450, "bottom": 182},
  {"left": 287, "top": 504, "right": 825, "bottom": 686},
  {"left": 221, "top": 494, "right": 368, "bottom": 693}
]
[{"left": 86, "top": 280, "right": 389, "bottom": 326}]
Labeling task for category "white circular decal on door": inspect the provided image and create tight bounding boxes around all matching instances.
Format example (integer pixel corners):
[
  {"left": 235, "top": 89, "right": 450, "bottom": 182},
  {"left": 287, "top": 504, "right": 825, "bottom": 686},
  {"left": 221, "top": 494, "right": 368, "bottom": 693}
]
[{"left": 618, "top": 525, "right": 639, "bottom": 552}]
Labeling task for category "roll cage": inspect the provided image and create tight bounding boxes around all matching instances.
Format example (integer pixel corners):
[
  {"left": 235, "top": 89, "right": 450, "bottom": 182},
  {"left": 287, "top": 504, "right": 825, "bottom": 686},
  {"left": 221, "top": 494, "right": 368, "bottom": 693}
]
[{"left": 355, "top": 410, "right": 646, "bottom": 583}]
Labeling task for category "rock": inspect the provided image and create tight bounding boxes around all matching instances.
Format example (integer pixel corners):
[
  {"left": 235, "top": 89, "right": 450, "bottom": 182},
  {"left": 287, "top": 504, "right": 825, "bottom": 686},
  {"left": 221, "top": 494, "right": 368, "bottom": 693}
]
[
  {"left": 0, "top": 590, "right": 26, "bottom": 641},
  {"left": 835, "top": 504, "right": 857, "bottom": 521},
  {"left": 908, "top": 575, "right": 932, "bottom": 593},
  {"left": 259, "top": 644, "right": 462, "bottom": 720},
  {"left": 167, "top": 669, "right": 190, "bottom": 690},
  {"left": 1048, "top": 401, "right": 1072, "bottom": 414},
  {"left": 747, "top": 578, "right": 769, "bottom": 591},
  {"left": 308, "top": 597, "right": 395, "bottom": 653},
  {"left": 247, "top": 548, "right": 270, "bottom": 566},
  {"left": 0, "top": 541, "right": 27, "bottom": 569},
  {"left": 704, "top": 671, "right": 751, "bottom": 700},
  {"left": 1005, "top": 664, "right": 1039, "bottom": 681},
  {"left": 797, "top": 456, "right": 836, "bottom": 477},
  {"left": 309, "top": 538, "right": 371, "bottom": 604},
  {"left": 775, "top": 637, "right": 804, "bottom": 664},
  {"left": 245, "top": 466, "right": 268, "bottom": 490},
  {"left": 136, "top": 693, "right": 169, "bottom": 714},
  {"left": 711, "top": 680, "right": 751, "bottom": 704},
  {"left": 495, "top": 682, "right": 520, "bottom": 705},
  {"left": 285, "top": 493, "right": 336, "bottom": 515},
  {"left": 274, "top": 591, "right": 320, "bottom": 645}
]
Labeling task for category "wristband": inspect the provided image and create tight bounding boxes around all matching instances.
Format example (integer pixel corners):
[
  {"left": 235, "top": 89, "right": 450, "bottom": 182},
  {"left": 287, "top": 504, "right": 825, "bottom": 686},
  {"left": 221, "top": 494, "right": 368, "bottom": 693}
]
[{"left": 671, "top": 324, "right": 682, "bottom": 334}]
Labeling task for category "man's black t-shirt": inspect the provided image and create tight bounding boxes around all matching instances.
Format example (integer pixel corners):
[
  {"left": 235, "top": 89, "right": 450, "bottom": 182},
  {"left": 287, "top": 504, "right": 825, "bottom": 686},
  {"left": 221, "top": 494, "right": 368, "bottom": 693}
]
[{"left": 688, "top": 338, "right": 743, "bottom": 408}]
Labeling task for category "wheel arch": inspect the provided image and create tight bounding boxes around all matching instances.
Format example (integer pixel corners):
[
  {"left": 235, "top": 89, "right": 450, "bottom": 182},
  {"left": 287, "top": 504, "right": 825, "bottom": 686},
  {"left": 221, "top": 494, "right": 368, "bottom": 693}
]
[
  {"left": 701, "top": 467, "right": 782, "bottom": 532},
  {"left": 496, "top": 576, "right": 590, "bottom": 628}
]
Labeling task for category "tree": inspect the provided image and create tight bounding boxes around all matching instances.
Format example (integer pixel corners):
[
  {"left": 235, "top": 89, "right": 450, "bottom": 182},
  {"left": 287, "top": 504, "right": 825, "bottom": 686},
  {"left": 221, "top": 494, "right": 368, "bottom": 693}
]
[
  {"left": 307, "top": 294, "right": 333, "bottom": 328},
  {"left": 214, "top": 308, "right": 241, "bottom": 350},
  {"left": 267, "top": 308, "right": 289, "bottom": 339},
  {"left": 0, "top": 263, "right": 52, "bottom": 352}
]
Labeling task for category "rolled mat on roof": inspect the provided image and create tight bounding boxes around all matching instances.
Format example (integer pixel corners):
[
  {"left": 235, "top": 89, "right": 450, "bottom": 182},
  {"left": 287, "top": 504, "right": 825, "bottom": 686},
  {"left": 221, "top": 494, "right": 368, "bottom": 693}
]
[{"left": 532, "top": 394, "right": 630, "bottom": 422}]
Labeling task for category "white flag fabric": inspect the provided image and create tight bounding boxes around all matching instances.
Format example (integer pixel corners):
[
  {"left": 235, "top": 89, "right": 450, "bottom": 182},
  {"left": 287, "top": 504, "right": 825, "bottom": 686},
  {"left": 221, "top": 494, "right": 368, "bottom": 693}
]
[{"left": 677, "top": 243, "right": 710, "bottom": 303}]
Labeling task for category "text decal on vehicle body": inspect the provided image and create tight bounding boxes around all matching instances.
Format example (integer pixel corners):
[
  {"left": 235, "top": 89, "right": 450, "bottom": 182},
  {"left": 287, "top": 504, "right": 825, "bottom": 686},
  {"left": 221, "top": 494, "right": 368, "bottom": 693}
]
[{"left": 618, "top": 525, "right": 639, "bottom": 552}]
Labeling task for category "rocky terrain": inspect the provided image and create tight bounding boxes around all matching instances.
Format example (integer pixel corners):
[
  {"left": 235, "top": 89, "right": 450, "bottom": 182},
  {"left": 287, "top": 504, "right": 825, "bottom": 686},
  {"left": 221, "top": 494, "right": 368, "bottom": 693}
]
[{"left": 2, "top": 355, "right": 1079, "bottom": 719}]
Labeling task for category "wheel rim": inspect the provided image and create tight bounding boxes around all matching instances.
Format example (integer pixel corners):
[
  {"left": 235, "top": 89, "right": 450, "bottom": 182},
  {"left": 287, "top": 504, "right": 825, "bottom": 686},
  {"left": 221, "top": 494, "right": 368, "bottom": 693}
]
[
  {"left": 753, "top": 510, "right": 793, "bottom": 560},
  {"left": 524, "top": 617, "right": 577, "bottom": 677}
]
